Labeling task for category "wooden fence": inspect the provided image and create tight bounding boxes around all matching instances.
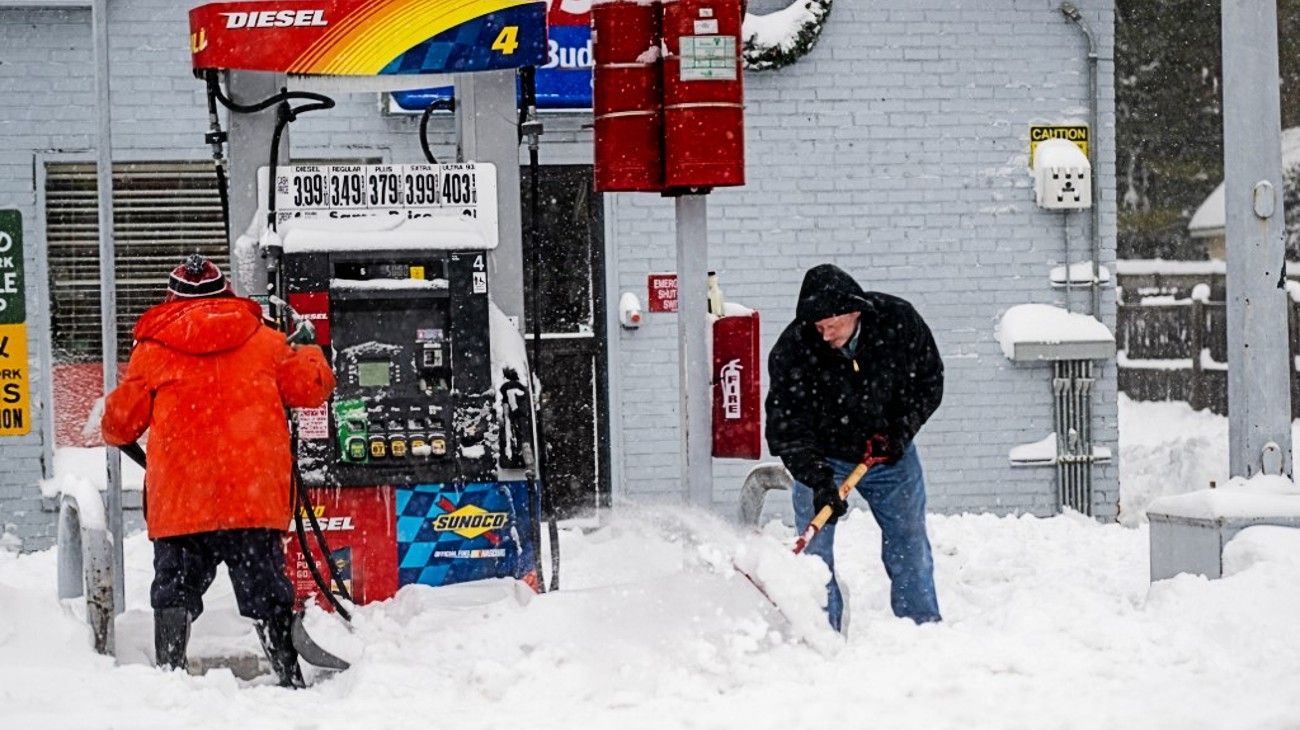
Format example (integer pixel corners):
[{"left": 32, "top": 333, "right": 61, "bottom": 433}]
[{"left": 1116, "top": 296, "right": 1300, "bottom": 416}]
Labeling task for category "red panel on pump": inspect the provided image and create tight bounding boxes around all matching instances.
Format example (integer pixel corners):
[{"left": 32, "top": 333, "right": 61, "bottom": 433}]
[
  {"left": 284, "top": 486, "right": 399, "bottom": 609},
  {"left": 592, "top": 0, "right": 664, "bottom": 192},
  {"left": 661, "top": 0, "right": 745, "bottom": 190},
  {"left": 712, "top": 310, "right": 761, "bottom": 459}
]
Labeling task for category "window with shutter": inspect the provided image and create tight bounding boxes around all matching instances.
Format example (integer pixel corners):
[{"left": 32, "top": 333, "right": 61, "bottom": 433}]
[{"left": 44, "top": 161, "right": 228, "bottom": 363}]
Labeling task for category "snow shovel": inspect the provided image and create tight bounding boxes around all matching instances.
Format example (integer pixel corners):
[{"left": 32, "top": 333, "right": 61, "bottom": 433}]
[{"left": 735, "top": 439, "right": 891, "bottom": 608}]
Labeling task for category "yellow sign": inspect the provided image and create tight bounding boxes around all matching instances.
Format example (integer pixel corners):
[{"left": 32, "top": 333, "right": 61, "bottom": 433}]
[
  {"left": 1029, "top": 125, "right": 1089, "bottom": 167},
  {"left": 431, "top": 504, "right": 509, "bottom": 540},
  {"left": 0, "top": 323, "right": 30, "bottom": 436}
]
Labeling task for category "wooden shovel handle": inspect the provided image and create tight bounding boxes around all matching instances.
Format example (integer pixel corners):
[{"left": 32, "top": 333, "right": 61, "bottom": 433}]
[{"left": 792, "top": 461, "right": 872, "bottom": 555}]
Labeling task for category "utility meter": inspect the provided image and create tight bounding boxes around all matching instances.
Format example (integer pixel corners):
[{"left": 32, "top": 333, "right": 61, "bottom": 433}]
[{"left": 1033, "top": 138, "right": 1092, "bottom": 210}]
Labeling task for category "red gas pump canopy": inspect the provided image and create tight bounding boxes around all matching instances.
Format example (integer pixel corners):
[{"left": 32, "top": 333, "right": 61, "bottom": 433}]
[{"left": 189, "top": 0, "right": 548, "bottom": 75}]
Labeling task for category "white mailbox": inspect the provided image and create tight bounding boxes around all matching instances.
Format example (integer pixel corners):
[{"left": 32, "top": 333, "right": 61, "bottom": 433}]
[{"left": 1033, "top": 138, "right": 1092, "bottom": 210}]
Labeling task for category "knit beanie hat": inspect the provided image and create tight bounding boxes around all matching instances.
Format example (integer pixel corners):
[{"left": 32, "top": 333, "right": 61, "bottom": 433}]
[{"left": 165, "top": 254, "right": 231, "bottom": 302}]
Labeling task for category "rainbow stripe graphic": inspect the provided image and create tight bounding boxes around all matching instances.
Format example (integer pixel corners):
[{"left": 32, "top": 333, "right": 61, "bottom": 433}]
[
  {"left": 290, "top": 0, "right": 539, "bottom": 74},
  {"left": 190, "top": 0, "right": 547, "bottom": 75}
]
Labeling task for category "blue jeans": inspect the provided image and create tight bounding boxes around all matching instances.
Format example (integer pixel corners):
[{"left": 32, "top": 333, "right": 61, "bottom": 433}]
[{"left": 792, "top": 444, "right": 941, "bottom": 630}]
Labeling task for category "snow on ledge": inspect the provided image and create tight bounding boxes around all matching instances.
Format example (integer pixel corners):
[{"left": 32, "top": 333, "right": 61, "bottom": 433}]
[
  {"left": 1008, "top": 432, "right": 1113, "bottom": 465},
  {"left": 996, "top": 304, "right": 1115, "bottom": 361},
  {"left": 283, "top": 217, "right": 490, "bottom": 253},
  {"left": 1148, "top": 475, "right": 1300, "bottom": 521},
  {"left": 1049, "top": 261, "right": 1111, "bottom": 286}
]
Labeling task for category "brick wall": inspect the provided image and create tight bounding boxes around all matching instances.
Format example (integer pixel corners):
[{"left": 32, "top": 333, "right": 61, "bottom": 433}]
[
  {"left": 0, "top": 0, "right": 1119, "bottom": 549},
  {"left": 602, "top": 0, "right": 1120, "bottom": 519}
]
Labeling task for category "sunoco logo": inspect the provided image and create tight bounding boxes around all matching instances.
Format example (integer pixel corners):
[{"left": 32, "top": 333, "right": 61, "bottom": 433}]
[
  {"left": 222, "top": 10, "right": 328, "bottom": 28},
  {"left": 432, "top": 505, "right": 509, "bottom": 539}
]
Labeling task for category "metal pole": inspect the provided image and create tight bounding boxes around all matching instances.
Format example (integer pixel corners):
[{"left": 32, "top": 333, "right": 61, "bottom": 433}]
[
  {"left": 225, "top": 70, "right": 287, "bottom": 297},
  {"left": 1222, "top": 0, "right": 1293, "bottom": 478},
  {"left": 91, "top": 0, "right": 123, "bottom": 628},
  {"left": 675, "top": 193, "right": 712, "bottom": 508}
]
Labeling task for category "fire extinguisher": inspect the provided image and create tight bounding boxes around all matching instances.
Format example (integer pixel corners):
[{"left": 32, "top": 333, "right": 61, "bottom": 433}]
[{"left": 661, "top": 0, "right": 746, "bottom": 190}]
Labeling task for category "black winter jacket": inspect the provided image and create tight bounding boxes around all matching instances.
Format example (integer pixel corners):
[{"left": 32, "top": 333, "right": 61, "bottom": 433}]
[{"left": 765, "top": 264, "right": 944, "bottom": 493}]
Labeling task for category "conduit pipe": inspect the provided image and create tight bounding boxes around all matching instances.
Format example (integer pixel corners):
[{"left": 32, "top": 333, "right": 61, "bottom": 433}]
[{"left": 1061, "top": 2, "right": 1103, "bottom": 318}]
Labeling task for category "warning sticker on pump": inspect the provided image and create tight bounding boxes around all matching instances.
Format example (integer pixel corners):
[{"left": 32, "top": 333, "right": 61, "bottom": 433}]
[{"left": 296, "top": 406, "right": 329, "bottom": 440}]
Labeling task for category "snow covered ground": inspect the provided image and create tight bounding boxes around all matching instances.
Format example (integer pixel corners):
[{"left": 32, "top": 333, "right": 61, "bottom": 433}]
[{"left": 3, "top": 398, "right": 1300, "bottom": 729}]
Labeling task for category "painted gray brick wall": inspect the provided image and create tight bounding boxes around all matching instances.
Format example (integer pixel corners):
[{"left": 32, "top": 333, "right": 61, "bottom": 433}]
[
  {"left": 0, "top": 0, "right": 1119, "bottom": 550},
  {"left": 603, "top": 0, "right": 1119, "bottom": 519}
]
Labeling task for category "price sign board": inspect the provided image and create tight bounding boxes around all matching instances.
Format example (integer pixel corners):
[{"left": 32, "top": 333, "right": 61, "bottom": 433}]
[{"left": 270, "top": 162, "right": 497, "bottom": 246}]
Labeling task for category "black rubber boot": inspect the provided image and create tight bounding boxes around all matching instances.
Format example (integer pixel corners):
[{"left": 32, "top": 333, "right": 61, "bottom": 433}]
[
  {"left": 154, "top": 607, "right": 191, "bottom": 672},
  {"left": 255, "top": 611, "right": 306, "bottom": 689}
]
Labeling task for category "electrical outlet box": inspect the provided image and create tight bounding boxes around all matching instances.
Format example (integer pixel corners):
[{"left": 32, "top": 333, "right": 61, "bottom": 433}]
[{"left": 1033, "top": 138, "right": 1092, "bottom": 210}]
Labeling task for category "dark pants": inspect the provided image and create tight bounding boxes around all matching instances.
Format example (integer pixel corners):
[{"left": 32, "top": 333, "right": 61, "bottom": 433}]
[{"left": 151, "top": 528, "right": 295, "bottom": 621}]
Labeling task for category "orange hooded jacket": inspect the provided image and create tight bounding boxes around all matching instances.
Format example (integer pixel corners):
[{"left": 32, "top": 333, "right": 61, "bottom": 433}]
[{"left": 101, "top": 297, "right": 335, "bottom": 539}]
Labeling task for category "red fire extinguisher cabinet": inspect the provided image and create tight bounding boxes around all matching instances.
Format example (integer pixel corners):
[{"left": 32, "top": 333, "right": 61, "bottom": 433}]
[{"left": 712, "top": 310, "right": 761, "bottom": 459}]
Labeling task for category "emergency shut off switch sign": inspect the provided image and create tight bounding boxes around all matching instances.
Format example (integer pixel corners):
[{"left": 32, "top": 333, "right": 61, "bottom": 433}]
[{"left": 0, "top": 211, "right": 28, "bottom": 436}]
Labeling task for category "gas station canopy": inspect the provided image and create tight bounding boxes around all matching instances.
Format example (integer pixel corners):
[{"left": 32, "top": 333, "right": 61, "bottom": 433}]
[{"left": 189, "top": 0, "right": 548, "bottom": 75}]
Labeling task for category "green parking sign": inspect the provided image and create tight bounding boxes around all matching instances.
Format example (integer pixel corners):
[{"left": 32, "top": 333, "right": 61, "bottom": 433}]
[{"left": 0, "top": 210, "right": 24, "bottom": 325}]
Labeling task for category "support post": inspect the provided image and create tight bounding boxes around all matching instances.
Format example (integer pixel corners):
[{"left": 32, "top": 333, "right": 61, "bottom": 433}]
[
  {"left": 91, "top": 0, "right": 122, "bottom": 636},
  {"left": 225, "top": 70, "right": 288, "bottom": 297},
  {"left": 675, "top": 194, "right": 712, "bottom": 508},
  {"left": 455, "top": 69, "right": 526, "bottom": 324},
  {"left": 1222, "top": 1, "right": 1293, "bottom": 478}
]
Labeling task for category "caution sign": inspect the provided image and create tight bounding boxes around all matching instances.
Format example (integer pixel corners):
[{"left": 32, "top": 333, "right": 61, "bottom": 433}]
[
  {"left": 1029, "top": 125, "right": 1088, "bottom": 167},
  {"left": 0, "top": 210, "right": 28, "bottom": 436},
  {"left": 0, "top": 323, "right": 29, "bottom": 435}
]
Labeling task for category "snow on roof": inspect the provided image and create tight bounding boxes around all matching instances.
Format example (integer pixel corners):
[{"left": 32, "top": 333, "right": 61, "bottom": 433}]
[
  {"left": 1147, "top": 474, "right": 1300, "bottom": 521},
  {"left": 1188, "top": 125, "right": 1300, "bottom": 236},
  {"left": 995, "top": 303, "right": 1115, "bottom": 360}
]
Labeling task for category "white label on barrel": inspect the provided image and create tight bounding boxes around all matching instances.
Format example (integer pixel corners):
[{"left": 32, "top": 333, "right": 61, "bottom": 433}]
[
  {"left": 694, "top": 19, "right": 718, "bottom": 34},
  {"left": 679, "top": 35, "right": 736, "bottom": 81}
]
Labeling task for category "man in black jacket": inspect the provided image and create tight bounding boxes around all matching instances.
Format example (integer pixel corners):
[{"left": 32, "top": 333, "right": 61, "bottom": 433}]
[{"left": 765, "top": 263, "right": 944, "bottom": 630}]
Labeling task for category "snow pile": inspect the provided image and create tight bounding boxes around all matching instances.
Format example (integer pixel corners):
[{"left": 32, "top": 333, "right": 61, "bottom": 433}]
[
  {"left": 41, "top": 447, "right": 146, "bottom": 499},
  {"left": 731, "top": 528, "right": 839, "bottom": 655},
  {"left": 4, "top": 498, "right": 1300, "bottom": 727},
  {"left": 1116, "top": 395, "right": 1300, "bottom": 524}
]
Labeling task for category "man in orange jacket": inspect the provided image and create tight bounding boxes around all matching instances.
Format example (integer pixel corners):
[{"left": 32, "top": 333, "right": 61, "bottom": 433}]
[{"left": 102, "top": 255, "right": 335, "bottom": 688}]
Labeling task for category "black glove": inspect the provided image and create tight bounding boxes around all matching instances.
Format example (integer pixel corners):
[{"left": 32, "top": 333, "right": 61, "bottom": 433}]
[
  {"left": 811, "top": 478, "right": 848, "bottom": 524},
  {"left": 869, "top": 432, "right": 907, "bottom": 465}
]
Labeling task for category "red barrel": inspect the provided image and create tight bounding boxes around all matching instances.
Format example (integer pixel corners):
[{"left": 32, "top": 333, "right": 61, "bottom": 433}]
[
  {"left": 661, "top": 0, "right": 745, "bottom": 190},
  {"left": 593, "top": 0, "right": 664, "bottom": 192}
]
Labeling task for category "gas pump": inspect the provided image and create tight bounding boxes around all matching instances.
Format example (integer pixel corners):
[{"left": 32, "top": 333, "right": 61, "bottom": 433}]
[
  {"left": 185, "top": 0, "right": 559, "bottom": 613},
  {"left": 242, "top": 162, "right": 546, "bottom": 606}
]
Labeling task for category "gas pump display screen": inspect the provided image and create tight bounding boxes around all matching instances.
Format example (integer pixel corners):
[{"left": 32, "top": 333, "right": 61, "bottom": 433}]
[{"left": 358, "top": 360, "right": 391, "bottom": 388}]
